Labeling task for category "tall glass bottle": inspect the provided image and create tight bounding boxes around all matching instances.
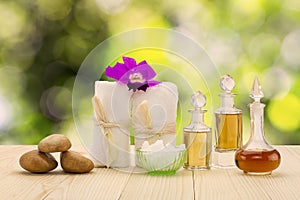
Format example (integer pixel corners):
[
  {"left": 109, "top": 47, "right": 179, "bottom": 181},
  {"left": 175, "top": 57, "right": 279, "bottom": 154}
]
[
  {"left": 184, "top": 91, "right": 212, "bottom": 170},
  {"left": 235, "top": 77, "right": 281, "bottom": 175},
  {"left": 213, "top": 75, "right": 242, "bottom": 168}
]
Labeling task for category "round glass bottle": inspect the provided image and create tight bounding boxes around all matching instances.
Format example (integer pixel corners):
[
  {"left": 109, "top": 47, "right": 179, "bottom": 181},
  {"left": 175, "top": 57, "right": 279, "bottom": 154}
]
[
  {"left": 213, "top": 75, "right": 242, "bottom": 168},
  {"left": 184, "top": 91, "right": 212, "bottom": 170},
  {"left": 235, "top": 77, "right": 281, "bottom": 175}
]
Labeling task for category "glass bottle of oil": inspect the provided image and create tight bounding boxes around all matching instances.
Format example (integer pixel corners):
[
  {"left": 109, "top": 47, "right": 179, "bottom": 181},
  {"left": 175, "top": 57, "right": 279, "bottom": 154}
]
[
  {"left": 235, "top": 77, "right": 281, "bottom": 175},
  {"left": 213, "top": 75, "right": 242, "bottom": 168},
  {"left": 184, "top": 91, "right": 211, "bottom": 170}
]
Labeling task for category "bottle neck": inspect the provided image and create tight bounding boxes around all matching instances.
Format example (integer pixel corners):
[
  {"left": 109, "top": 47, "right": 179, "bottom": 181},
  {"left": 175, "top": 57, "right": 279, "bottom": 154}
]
[
  {"left": 215, "top": 94, "right": 242, "bottom": 114},
  {"left": 191, "top": 109, "right": 203, "bottom": 123},
  {"left": 184, "top": 110, "right": 211, "bottom": 133},
  {"left": 250, "top": 102, "right": 267, "bottom": 144},
  {"left": 219, "top": 93, "right": 235, "bottom": 108}
]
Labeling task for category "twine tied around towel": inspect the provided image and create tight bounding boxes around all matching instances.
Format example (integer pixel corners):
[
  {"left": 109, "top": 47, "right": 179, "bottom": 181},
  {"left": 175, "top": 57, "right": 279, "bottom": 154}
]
[
  {"left": 133, "top": 100, "right": 176, "bottom": 144},
  {"left": 92, "top": 96, "right": 119, "bottom": 167}
]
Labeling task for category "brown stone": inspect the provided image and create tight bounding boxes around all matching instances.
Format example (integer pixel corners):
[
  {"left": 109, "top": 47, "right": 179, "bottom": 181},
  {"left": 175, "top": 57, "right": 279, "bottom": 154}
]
[
  {"left": 19, "top": 150, "right": 58, "bottom": 173},
  {"left": 38, "top": 134, "right": 71, "bottom": 153},
  {"left": 60, "top": 151, "right": 94, "bottom": 173}
]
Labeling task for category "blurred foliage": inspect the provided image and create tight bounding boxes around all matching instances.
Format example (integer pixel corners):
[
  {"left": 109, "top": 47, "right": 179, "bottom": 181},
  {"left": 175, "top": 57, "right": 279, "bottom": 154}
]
[{"left": 1, "top": 0, "right": 300, "bottom": 144}]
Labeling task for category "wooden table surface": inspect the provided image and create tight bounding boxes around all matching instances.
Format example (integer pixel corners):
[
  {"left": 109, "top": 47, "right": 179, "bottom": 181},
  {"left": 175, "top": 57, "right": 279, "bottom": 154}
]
[{"left": 1, "top": 145, "right": 299, "bottom": 200}]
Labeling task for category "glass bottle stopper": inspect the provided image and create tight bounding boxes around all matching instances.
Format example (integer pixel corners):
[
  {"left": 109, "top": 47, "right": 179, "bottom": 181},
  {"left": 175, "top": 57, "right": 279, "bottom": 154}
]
[
  {"left": 191, "top": 91, "right": 206, "bottom": 111},
  {"left": 218, "top": 74, "right": 238, "bottom": 109},
  {"left": 186, "top": 91, "right": 210, "bottom": 132},
  {"left": 250, "top": 77, "right": 264, "bottom": 102},
  {"left": 220, "top": 74, "right": 235, "bottom": 94}
]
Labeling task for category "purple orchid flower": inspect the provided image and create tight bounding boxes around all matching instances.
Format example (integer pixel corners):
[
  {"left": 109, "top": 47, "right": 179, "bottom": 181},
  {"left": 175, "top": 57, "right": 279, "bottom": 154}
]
[{"left": 104, "top": 56, "right": 160, "bottom": 92}]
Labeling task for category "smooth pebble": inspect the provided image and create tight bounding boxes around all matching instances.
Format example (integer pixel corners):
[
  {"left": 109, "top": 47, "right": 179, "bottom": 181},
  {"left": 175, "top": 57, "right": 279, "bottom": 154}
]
[
  {"left": 61, "top": 151, "right": 94, "bottom": 173},
  {"left": 38, "top": 134, "right": 71, "bottom": 153},
  {"left": 19, "top": 150, "right": 58, "bottom": 173}
]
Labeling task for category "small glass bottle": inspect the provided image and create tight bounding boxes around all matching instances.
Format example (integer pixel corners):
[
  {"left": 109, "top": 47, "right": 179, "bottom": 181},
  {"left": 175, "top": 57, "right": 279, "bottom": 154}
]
[
  {"left": 235, "top": 77, "right": 281, "bottom": 175},
  {"left": 213, "top": 75, "right": 242, "bottom": 168},
  {"left": 184, "top": 91, "right": 212, "bottom": 170}
]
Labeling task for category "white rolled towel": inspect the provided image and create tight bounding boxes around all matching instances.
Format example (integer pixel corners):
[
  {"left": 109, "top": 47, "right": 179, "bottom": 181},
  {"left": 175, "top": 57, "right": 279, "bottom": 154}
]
[
  {"left": 132, "top": 82, "right": 178, "bottom": 149},
  {"left": 90, "top": 81, "right": 132, "bottom": 168}
]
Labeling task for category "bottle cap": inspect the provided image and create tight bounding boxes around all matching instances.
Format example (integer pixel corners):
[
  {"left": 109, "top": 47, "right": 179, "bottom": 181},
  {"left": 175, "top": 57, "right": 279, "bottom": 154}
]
[
  {"left": 191, "top": 91, "right": 206, "bottom": 111},
  {"left": 184, "top": 91, "right": 210, "bottom": 133},
  {"left": 250, "top": 77, "right": 264, "bottom": 102},
  {"left": 215, "top": 74, "right": 241, "bottom": 114},
  {"left": 220, "top": 74, "right": 235, "bottom": 94}
]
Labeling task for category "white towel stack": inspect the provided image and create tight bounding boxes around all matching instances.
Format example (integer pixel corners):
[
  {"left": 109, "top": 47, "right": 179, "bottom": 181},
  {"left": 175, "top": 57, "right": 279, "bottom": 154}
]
[{"left": 90, "top": 81, "right": 178, "bottom": 168}]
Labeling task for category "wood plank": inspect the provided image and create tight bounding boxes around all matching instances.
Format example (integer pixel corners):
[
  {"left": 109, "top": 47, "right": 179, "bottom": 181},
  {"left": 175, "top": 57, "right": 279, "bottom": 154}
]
[
  {"left": 0, "top": 145, "right": 131, "bottom": 200},
  {"left": 194, "top": 146, "right": 300, "bottom": 199},
  {"left": 1, "top": 145, "right": 300, "bottom": 199},
  {"left": 44, "top": 168, "right": 131, "bottom": 200},
  {"left": 120, "top": 169, "right": 194, "bottom": 200}
]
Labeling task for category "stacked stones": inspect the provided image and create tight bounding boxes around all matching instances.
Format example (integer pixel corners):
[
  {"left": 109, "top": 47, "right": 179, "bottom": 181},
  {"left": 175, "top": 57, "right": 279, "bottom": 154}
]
[{"left": 19, "top": 134, "right": 94, "bottom": 173}]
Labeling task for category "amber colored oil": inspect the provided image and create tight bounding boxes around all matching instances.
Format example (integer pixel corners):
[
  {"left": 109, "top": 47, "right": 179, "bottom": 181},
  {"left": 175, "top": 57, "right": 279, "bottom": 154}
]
[
  {"left": 184, "top": 132, "right": 211, "bottom": 169},
  {"left": 235, "top": 149, "right": 281, "bottom": 174},
  {"left": 215, "top": 113, "right": 242, "bottom": 151}
]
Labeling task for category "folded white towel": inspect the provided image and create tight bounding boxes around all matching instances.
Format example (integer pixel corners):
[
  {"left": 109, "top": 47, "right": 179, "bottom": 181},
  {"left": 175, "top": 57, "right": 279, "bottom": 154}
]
[
  {"left": 90, "top": 81, "right": 132, "bottom": 168},
  {"left": 132, "top": 82, "right": 178, "bottom": 149}
]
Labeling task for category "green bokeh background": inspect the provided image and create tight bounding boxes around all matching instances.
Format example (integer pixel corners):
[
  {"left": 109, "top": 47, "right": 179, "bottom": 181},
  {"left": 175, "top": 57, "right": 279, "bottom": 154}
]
[{"left": 1, "top": 0, "right": 300, "bottom": 144}]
